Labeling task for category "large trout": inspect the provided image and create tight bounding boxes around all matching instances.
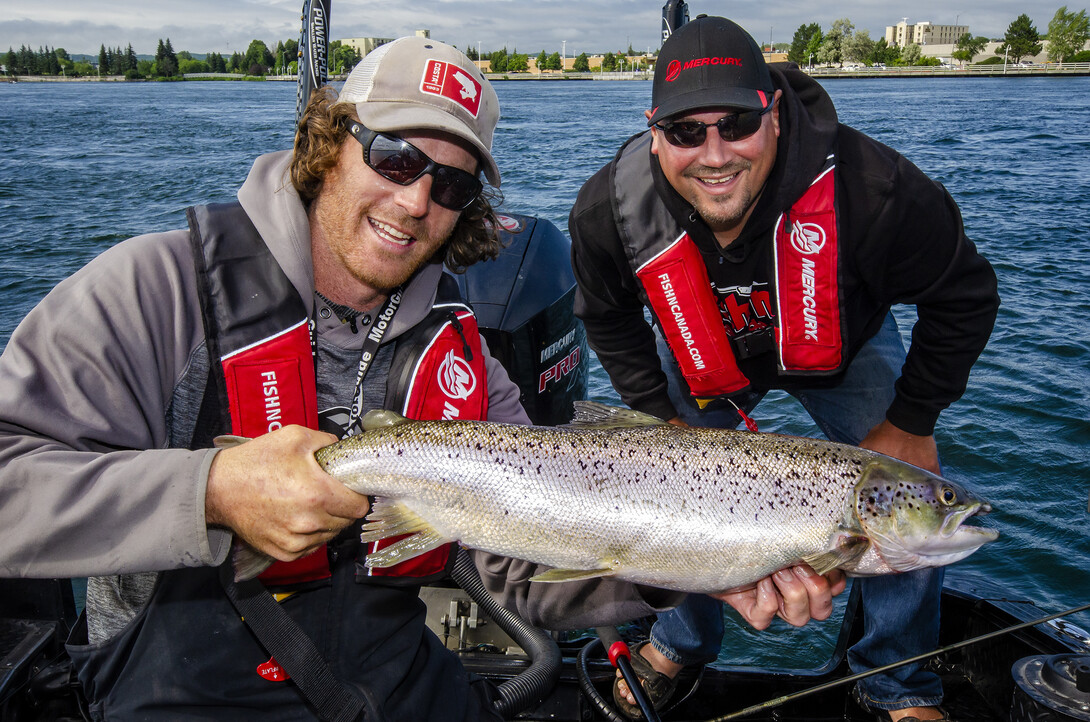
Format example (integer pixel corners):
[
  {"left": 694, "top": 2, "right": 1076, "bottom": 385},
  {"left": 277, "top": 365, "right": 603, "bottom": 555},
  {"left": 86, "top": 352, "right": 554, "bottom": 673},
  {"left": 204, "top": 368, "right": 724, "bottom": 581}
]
[{"left": 229, "top": 402, "right": 997, "bottom": 588}]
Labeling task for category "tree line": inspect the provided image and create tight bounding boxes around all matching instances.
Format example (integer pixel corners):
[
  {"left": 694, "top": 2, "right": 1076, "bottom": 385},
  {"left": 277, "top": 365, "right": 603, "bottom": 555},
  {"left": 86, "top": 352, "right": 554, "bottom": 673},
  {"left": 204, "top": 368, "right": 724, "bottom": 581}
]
[
  {"left": 6, "top": 8, "right": 1086, "bottom": 80},
  {"left": 462, "top": 44, "right": 649, "bottom": 73},
  {"left": 786, "top": 7, "right": 1090, "bottom": 68},
  {"left": 0, "top": 36, "right": 361, "bottom": 78}
]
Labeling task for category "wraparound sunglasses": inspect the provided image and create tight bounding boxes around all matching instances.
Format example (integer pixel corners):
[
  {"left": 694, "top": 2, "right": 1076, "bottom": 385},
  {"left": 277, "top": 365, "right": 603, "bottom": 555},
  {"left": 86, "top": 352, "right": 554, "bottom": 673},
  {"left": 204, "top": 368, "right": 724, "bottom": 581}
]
[
  {"left": 653, "top": 101, "right": 776, "bottom": 148},
  {"left": 347, "top": 122, "right": 483, "bottom": 211}
]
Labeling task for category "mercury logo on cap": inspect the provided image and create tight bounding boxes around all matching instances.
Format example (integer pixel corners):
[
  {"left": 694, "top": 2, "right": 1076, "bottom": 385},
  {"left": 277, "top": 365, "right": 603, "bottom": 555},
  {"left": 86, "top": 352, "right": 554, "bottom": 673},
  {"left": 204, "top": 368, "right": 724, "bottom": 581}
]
[{"left": 648, "top": 15, "right": 775, "bottom": 127}]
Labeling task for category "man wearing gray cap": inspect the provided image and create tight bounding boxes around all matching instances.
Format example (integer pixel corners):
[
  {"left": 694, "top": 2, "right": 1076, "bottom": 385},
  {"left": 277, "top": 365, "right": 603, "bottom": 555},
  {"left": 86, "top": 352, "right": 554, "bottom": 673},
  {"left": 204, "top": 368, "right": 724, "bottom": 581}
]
[
  {"left": 0, "top": 37, "right": 527, "bottom": 719},
  {"left": 569, "top": 15, "right": 998, "bottom": 722}
]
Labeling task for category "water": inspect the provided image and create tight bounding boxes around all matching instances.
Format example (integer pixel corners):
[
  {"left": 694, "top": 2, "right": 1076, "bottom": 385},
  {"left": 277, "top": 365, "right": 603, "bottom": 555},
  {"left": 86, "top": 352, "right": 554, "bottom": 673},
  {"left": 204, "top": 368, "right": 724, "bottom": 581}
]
[{"left": 2, "top": 77, "right": 1088, "bottom": 668}]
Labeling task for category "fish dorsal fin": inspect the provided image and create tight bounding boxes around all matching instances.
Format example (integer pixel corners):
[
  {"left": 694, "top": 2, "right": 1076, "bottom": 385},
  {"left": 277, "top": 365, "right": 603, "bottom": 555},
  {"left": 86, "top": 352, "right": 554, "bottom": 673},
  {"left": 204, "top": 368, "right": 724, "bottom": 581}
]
[
  {"left": 801, "top": 535, "right": 870, "bottom": 575},
  {"left": 529, "top": 566, "right": 619, "bottom": 583},
  {"left": 362, "top": 409, "right": 412, "bottom": 431},
  {"left": 564, "top": 401, "right": 668, "bottom": 430}
]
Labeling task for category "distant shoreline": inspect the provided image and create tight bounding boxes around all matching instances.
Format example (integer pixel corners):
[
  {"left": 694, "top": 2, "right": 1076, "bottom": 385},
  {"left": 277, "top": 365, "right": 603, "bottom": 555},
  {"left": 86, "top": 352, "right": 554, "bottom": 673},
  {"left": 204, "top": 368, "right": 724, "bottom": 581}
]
[{"left": 6, "top": 62, "right": 1089, "bottom": 84}]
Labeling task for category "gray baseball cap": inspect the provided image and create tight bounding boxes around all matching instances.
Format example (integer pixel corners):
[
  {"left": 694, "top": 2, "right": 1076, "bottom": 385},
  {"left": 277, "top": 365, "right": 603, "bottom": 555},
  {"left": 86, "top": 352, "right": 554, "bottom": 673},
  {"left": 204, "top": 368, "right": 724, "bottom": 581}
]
[{"left": 338, "top": 36, "right": 501, "bottom": 187}]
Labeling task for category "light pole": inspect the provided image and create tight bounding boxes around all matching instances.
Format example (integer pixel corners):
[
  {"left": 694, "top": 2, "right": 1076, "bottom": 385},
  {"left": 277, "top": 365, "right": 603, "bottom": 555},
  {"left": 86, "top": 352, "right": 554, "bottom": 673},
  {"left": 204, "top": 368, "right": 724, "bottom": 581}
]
[
  {"left": 562, "top": 40, "right": 566, "bottom": 71},
  {"left": 477, "top": 41, "right": 481, "bottom": 66}
]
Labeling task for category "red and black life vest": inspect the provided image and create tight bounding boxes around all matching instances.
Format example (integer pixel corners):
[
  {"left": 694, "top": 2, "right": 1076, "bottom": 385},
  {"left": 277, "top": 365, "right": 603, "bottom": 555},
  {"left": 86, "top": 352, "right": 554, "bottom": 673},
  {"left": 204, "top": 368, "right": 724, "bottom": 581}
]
[
  {"left": 611, "top": 133, "right": 846, "bottom": 398},
  {"left": 188, "top": 202, "right": 487, "bottom": 587}
]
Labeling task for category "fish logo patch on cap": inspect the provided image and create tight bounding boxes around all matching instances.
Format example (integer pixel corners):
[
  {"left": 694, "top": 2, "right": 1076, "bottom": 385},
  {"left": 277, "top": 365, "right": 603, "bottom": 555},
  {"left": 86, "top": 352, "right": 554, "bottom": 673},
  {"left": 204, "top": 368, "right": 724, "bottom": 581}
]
[{"left": 420, "top": 59, "right": 482, "bottom": 117}]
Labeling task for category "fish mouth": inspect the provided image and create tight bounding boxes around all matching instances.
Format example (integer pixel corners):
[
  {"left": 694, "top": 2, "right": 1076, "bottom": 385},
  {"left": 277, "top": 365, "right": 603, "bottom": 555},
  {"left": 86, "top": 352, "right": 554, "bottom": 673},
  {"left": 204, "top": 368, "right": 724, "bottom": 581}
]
[{"left": 923, "top": 502, "right": 999, "bottom": 563}]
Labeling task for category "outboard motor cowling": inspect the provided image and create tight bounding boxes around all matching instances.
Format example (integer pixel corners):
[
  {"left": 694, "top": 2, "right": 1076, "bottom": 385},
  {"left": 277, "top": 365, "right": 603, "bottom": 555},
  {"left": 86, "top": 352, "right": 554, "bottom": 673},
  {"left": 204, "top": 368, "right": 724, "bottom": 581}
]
[{"left": 454, "top": 213, "right": 588, "bottom": 426}]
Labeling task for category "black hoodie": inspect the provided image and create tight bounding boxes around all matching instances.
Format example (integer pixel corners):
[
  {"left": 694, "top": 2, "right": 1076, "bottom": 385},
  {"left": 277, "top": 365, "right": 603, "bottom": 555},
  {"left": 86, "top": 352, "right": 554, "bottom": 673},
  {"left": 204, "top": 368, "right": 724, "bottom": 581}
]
[{"left": 570, "top": 64, "right": 999, "bottom": 436}]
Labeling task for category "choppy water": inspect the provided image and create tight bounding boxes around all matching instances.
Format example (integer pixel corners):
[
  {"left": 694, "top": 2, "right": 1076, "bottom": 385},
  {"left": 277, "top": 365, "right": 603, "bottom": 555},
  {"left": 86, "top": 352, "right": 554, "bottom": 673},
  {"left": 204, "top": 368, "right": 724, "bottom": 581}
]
[{"left": 1, "top": 77, "right": 1088, "bottom": 667}]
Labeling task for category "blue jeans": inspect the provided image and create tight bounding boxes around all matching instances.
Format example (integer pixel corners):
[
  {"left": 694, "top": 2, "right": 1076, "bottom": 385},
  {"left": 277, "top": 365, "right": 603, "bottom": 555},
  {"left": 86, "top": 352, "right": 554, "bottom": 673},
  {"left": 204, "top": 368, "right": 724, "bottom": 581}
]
[{"left": 650, "top": 313, "right": 944, "bottom": 710}]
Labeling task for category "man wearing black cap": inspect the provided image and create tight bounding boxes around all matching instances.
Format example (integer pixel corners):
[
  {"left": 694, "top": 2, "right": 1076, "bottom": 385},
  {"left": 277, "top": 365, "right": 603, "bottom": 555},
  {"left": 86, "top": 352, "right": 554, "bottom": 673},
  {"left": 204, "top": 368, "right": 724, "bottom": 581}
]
[{"left": 569, "top": 15, "right": 998, "bottom": 722}]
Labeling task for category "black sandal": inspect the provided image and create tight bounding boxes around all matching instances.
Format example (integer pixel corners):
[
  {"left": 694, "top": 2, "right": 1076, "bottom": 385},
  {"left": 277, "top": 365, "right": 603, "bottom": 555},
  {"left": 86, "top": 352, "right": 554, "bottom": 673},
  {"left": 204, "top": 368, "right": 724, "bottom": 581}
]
[{"left": 612, "top": 642, "right": 679, "bottom": 720}]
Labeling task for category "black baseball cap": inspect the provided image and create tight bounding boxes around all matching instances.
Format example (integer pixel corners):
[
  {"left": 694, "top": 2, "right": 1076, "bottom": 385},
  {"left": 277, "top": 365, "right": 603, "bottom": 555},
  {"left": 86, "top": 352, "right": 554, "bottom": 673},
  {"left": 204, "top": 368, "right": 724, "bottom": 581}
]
[{"left": 648, "top": 15, "right": 775, "bottom": 126}]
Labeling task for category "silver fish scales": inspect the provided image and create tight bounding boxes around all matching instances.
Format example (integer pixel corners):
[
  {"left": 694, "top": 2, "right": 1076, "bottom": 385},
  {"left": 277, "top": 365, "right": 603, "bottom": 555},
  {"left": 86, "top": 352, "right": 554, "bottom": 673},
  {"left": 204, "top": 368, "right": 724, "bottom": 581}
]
[{"left": 307, "top": 402, "right": 997, "bottom": 593}]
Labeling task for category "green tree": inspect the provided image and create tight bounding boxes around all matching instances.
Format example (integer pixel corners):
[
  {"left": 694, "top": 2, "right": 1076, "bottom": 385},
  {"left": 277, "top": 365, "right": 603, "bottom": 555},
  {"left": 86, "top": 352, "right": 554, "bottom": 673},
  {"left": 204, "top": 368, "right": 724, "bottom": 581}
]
[
  {"left": 333, "top": 43, "right": 361, "bottom": 74},
  {"left": 244, "top": 39, "right": 273, "bottom": 75},
  {"left": 843, "top": 30, "right": 875, "bottom": 64},
  {"left": 1047, "top": 6, "right": 1090, "bottom": 61},
  {"left": 953, "top": 33, "right": 989, "bottom": 63},
  {"left": 3, "top": 47, "right": 16, "bottom": 75},
  {"left": 805, "top": 30, "right": 824, "bottom": 66},
  {"left": 508, "top": 52, "right": 529, "bottom": 72},
  {"left": 126, "top": 44, "right": 137, "bottom": 71},
  {"left": 868, "top": 38, "right": 899, "bottom": 65},
  {"left": 573, "top": 52, "right": 590, "bottom": 72},
  {"left": 998, "top": 14, "right": 1042, "bottom": 62},
  {"left": 788, "top": 23, "right": 821, "bottom": 64},
  {"left": 817, "top": 18, "right": 853, "bottom": 66},
  {"left": 98, "top": 44, "right": 108, "bottom": 74},
  {"left": 536, "top": 50, "right": 547, "bottom": 71},
  {"left": 545, "top": 51, "right": 562, "bottom": 70},
  {"left": 463, "top": 45, "right": 478, "bottom": 61},
  {"left": 601, "top": 51, "right": 617, "bottom": 71},
  {"left": 155, "top": 38, "right": 178, "bottom": 76},
  {"left": 900, "top": 43, "right": 922, "bottom": 65},
  {"left": 488, "top": 48, "right": 508, "bottom": 72}
]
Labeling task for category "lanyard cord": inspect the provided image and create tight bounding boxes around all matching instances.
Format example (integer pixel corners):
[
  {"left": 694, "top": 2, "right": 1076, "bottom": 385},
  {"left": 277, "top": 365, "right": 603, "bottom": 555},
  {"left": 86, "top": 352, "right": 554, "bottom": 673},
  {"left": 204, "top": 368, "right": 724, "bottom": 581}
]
[{"left": 311, "top": 286, "right": 405, "bottom": 436}]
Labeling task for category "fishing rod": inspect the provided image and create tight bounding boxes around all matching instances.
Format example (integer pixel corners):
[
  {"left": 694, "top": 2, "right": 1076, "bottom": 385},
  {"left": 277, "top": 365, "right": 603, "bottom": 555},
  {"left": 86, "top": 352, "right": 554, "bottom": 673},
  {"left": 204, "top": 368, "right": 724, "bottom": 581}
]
[
  {"left": 701, "top": 600, "right": 1090, "bottom": 721},
  {"left": 296, "top": 0, "right": 331, "bottom": 125}
]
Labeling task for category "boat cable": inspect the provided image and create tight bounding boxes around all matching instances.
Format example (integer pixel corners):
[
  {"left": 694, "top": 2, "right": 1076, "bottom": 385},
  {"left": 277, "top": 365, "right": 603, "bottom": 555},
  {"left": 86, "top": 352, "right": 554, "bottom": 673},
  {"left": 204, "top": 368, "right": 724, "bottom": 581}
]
[
  {"left": 449, "top": 547, "right": 563, "bottom": 718},
  {"left": 703, "top": 600, "right": 1090, "bottom": 721}
]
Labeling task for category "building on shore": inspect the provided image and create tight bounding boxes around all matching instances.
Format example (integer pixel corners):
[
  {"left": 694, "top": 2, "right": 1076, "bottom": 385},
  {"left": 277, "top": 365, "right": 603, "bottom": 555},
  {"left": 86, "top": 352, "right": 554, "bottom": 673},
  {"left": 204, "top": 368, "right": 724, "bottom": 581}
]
[
  {"left": 338, "top": 29, "right": 430, "bottom": 58},
  {"left": 886, "top": 20, "right": 968, "bottom": 48}
]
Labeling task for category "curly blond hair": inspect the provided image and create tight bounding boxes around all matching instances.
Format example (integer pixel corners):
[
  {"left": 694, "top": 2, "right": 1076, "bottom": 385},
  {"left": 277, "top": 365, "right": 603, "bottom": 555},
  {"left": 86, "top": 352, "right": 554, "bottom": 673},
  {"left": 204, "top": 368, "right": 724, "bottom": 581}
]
[{"left": 290, "top": 86, "right": 503, "bottom": 271}]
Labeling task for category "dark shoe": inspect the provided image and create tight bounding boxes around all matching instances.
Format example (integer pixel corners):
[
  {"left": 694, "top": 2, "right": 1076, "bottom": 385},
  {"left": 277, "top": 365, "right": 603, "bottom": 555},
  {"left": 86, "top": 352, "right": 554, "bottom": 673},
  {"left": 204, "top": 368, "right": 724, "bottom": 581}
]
[
  {"left": 612, "top": 642, "right": 679, "bottom": 720},
  {"left": 852, "top": 685, "right": 952, "bottom": 722}
]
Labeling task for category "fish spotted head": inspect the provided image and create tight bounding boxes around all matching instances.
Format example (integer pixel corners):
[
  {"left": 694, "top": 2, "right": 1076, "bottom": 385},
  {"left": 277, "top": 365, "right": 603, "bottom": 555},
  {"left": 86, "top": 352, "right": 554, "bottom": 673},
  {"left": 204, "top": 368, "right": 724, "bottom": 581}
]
[{"left": 849, "top": 458, "right": 998, "bottom": 574}]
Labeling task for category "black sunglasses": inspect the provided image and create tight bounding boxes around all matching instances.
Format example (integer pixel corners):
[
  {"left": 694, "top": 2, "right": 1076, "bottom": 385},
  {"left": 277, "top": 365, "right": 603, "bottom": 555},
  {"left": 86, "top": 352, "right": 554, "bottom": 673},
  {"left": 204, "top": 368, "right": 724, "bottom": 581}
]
[
  {"left": 346, "top": 122, "right": 483, "bottom": 211},
  {"left": 653, "top": 102, "right": 776, "bottom": 148}
]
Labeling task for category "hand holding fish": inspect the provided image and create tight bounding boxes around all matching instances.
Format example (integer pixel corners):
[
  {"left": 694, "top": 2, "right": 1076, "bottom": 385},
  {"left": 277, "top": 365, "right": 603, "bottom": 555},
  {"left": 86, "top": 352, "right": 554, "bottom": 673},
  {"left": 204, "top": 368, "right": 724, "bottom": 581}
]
[
  {"left": 713, "top": 565, "right": 847, "bottom": 630},
  {"left": 860, "top": 419, "right": 940, "bottom": 475},
  {"left": 206, "top": 425, "right": 370, "bottom": 562}
]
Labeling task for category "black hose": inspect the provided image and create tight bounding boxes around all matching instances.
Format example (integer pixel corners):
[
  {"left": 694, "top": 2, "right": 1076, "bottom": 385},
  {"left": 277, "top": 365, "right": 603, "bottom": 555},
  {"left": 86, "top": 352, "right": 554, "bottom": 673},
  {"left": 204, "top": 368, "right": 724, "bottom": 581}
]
[
  {"left": 450, "top": 548, "right": 562, "bottom": 719},
  {"left": 576, "top": 636, "right": 631, "bottom": 722}
]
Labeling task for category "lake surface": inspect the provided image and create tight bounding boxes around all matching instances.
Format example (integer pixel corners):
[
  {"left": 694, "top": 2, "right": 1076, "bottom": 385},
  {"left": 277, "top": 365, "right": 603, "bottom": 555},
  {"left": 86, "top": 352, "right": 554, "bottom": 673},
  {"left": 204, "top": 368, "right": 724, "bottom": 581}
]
[{"left": 1, "top": 76, "right": 1088, "bottom": 667}]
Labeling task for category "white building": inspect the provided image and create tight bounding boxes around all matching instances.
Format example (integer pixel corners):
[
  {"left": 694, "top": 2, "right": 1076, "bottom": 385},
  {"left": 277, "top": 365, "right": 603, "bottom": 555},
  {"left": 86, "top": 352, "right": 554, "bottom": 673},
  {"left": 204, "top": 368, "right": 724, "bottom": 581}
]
[{"left": 885, "top": 20, "right": 968, "bottom": 48}]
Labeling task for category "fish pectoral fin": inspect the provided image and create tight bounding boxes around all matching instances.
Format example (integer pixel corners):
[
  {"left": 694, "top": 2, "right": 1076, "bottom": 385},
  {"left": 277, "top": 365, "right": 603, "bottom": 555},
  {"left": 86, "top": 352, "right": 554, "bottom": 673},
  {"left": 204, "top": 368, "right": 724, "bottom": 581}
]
[
  {"left": 529, "top": 566, "right": 618, "bottom": 583},
  {"left": 802, "top": 536, "right": 870, "bottom": 576},
  {"left": 361, "top": 409, "right": 412, "bottom": 431},
  {"left": 364, "top": 528, "right": 451, "bottom": 568},
  {"left": 359, "top": 499, "right": 434, "bottom": 542},
  {"left": 563, "top": 401, "right": 668, "bottom": 430}
]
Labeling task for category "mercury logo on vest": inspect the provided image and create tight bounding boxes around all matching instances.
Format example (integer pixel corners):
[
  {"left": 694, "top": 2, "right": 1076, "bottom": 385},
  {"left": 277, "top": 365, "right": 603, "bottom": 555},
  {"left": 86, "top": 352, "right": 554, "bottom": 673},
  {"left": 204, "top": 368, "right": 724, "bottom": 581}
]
[
  {"left": 439, "top": 349, "right": 476, "bottom": 403},
  {"left": 789, "top": 220, "right": 826, "bottom": 255}
]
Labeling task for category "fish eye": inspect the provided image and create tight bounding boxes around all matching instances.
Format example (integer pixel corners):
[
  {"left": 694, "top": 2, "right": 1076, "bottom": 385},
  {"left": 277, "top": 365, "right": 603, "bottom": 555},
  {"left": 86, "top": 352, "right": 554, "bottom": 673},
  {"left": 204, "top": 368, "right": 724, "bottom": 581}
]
[{"left": 940, "top": 486, "right": 958, "bottom": 505}]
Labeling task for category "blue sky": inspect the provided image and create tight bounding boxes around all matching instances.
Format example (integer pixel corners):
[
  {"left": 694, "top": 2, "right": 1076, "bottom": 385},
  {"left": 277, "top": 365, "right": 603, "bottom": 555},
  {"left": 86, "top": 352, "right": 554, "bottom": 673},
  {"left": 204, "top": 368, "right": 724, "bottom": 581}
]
[{"left": 0, "top": 1, "right": 1059, "bottom": 57}]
